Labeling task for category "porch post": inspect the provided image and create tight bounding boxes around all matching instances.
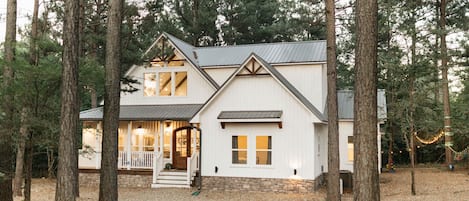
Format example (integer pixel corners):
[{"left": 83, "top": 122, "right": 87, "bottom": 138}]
[
  {"left": 96, "top": 121, "right": 102, "bottom": 169},
  {"left": 153, "top": 121, "right": 163, "bottom": 184},
  {"left": 192, "top": 127, "right": 197, "bottom": 154},
  {"left": 159, "top": 121, "right": 164, "bottom": 158},
  {"left": 126, "top": 121, "right": 132, "bottom": 170}
]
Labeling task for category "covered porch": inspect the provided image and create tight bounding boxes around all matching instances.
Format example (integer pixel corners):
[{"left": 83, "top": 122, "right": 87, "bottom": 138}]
[{"left": 79, "top": 105, "right": 202, "bottom": 187}]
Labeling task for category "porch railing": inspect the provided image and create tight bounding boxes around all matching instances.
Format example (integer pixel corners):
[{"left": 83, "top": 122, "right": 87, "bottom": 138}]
[
  {"left": 118, "top": 151, "right": 154, "bottom": 169},
  {"left": 187, "top": 150, "right": 199, "bottom": 184}
]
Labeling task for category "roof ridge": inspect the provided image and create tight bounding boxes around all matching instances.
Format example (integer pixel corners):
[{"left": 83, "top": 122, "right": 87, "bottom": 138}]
[{"left": 194, "top": 40, "right": 326, "bottom": 50}]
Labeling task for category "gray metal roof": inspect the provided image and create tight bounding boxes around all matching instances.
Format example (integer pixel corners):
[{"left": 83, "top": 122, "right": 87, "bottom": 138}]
[
  {"left": 337, "top": 90, "right": 387, "bottom": 120},
  {"left": 249, "top": 53, "right": 327, "bottom": 122},
  {"left": 218, "top": 111, "right": 283, "bottom": 119},
  {"left": 80, "top": 104, "right": 203, "bottom": 121},
  {"left": 194, "top": 41, "right": 326, "bottom": 67},
  {"left": 164, "top": 33, "right": 220, "bottom": 89}
]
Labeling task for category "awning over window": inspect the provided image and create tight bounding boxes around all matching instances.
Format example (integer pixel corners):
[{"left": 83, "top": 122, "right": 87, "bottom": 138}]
[{"left": 217, "top": 110, "right": 283, "bottom": 129}]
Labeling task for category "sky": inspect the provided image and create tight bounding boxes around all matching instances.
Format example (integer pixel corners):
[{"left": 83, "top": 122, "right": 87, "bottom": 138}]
[{"left": 0, "top": 0, "right": 36, "bottom": 43}]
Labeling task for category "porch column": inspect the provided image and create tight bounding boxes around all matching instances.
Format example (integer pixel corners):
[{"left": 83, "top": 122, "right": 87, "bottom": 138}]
[
  {"left": 96, "top": 122, "right": 102, "bottom": 169},
  {"left": 153, "top": 121, "right": 164, "bottom": 184},
  {"left": 126, "top": 121, "right": 132, "bottom": 170},
  {"left": 192, "top": 127, "right": 197, "bottom": 154}
]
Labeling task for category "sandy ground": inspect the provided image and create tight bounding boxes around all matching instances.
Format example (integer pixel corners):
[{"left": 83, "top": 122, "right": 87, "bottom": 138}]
[{"left": 14, "top": 167, "right": 469, "bottom": 201}]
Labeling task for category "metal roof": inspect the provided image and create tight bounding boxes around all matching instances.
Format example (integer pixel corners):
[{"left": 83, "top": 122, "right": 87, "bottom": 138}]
[
  {"left": 194, "top": 40, "right": 326, "bottom": 67},
  {"left": 80, "top": 104, "right": 203, "bottom": 121},
  {"left": 163, "top": 33, "right": 220, "bottom": 89},
  {"left": 218, "top": 111, "right": 283, "bottom": 119},
  {"left": 337, "top": 90, "right": 387, "bottom": 120},
  {"left": 252, "top": 53, "right": 328, "bottom": 122}
]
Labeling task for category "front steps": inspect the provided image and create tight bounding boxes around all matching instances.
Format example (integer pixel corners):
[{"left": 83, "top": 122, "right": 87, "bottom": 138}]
[{"left": 151, "top": 170, "right": 190, "bottom": 188}]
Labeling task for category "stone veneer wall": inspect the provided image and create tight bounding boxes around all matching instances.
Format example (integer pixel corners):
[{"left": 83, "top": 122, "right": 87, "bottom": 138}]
[
  {"left": 80, "top": 173, "right": 152, "bottom": 188},
  {"left": 202, "top": 174, "right": 325, "bottom": 193}
]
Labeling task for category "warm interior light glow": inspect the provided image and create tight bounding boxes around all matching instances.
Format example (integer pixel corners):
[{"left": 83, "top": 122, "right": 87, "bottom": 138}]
[{"left": 136, "top": 125, "right": 145, "bottom": 135}]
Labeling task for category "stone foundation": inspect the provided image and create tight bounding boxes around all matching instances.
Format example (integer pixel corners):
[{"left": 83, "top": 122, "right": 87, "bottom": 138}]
[
  {"left": 79, "top": 171, "right": 152, "bottom": 188},
  {"left": 202, "top": 175, "right": 324, "bottom": 193}
]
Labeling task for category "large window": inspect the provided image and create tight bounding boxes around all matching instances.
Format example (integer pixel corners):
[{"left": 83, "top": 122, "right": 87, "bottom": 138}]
[
  {"left": 143, "top": 73, "right": 157, "bottom": 96},
  {"left": 232, "top": 136, "right": 247, "bottom": 164},
  {"left": 144, "top": 71, "right": 187, "bottom": 97},
  {"left": 348, "top": 136, "right": 354, "bottom": 162},
  {"left": 256, "top": 136, "right": 272, "bottom": 165}
]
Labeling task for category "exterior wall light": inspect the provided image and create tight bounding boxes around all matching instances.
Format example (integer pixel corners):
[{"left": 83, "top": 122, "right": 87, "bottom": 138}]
[
  {"left": 215, "top": 166, "right": 218, "bottom": 173},
  {"left": 294, "top": 169, "right": 297, "bottom": 175}
]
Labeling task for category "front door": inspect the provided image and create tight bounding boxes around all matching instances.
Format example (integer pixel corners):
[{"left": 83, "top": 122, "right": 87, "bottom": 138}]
[{"left": 172, "top": 127, "right": 191, "bottom": 169}]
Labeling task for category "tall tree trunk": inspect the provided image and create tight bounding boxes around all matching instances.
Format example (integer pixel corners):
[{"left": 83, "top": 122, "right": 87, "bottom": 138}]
[
  {"left": 13, "top": 108, "right": 28, "bottom": 196},
  {"left": 13, "top": 0, "right": 39, "bottom": 196},
  {"left": 0, "top": 0, "right": 17, "bottom": 200},
  {"left": 98, "top": 0, "right": 123, "bottom": 200},
  {"left": 409, "top": 18, "right": 417, "bottom": 195},
  {"left": 55, "top": 0, "right": 80, "bottom": 200},
  {"left": 24, "top": 133, "right": 33, "bottom": 201},
  {"left": 353, "top": 0, "right": 380, "bottom": 200},
  {"left": 326, "top": 0, "right": 341, "bottom": 200},
  {"left": 440, "top": 0, "right": 453, "bottom": 166}
]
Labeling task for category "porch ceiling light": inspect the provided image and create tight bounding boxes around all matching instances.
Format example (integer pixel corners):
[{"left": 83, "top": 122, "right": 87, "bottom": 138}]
[
  {"left": 136, "top": 125, "right": 145, "bottom": 135},
  {"left": 164, "top": 121, "right": 172, "bottom": 134}
]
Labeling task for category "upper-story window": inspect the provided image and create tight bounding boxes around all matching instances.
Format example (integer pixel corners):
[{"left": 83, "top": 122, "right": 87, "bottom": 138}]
[{"left": 143, "top": 61, "right": 188, "bottom": 97}]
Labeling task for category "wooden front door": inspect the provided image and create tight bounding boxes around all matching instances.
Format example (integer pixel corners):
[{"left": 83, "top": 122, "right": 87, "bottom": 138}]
[{"left": 172, "top": 127, "right": 191, "bottom": 170}]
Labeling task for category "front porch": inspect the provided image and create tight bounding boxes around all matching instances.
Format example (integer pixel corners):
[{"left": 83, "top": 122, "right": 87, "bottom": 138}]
[{"left": 78, "top": 120, "right": 200, "bottom": 188}]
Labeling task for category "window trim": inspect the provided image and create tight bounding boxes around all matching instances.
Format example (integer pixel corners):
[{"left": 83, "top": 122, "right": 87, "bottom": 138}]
[
  {"left": 232, "top": 135, "right": 248, "bottom": 165},
  {"left": 142, "top": 66, "right": 188, "bottom": 97}
]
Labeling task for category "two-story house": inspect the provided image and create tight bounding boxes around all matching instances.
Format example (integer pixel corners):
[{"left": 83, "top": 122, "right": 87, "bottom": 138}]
[{"left": 79, "top": 32, "right": 386, "bottom": 192}]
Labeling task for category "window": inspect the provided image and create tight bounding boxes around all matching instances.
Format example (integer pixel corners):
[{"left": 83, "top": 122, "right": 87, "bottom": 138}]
[
  {"left": 175, "top": 72, "right": 187, "bottom": 96},
  {"left": 143, "top": 73, "right": 157, "bottom": 96},
  {"left": 159, "top": 72, "right": 172, "bottom": 96},
  {"left": 143, "top": 135, "right": 154, "bottom": 151},
  {"left": 232, "top": 136, "right": 247, "bottom": 164},
  {"left": 348, "top": 136, "right": 354, "bottom": 162},
  {"left": 256, "top": 136, "right": 272, "bottom": 165}
]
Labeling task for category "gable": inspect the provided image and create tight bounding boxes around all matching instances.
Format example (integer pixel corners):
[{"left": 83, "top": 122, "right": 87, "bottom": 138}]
[{"left": 192, "top": 53, "right": 326, "bottom": 123}]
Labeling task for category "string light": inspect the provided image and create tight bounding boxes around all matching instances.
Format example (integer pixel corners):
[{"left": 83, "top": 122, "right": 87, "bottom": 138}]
[{"left": 413, "top": 130, "right": 445, "bottom": 145}]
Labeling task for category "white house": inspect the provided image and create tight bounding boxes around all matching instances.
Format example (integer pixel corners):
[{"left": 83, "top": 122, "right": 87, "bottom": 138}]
[{"left": 78, "top": 32, "right": 387, "bottom": 192}]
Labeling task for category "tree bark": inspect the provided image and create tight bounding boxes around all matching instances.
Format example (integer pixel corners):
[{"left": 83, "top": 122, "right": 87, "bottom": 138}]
[
  {"left": 0, "top": 0, "right": 17, "bottom": 200},
  {"left": 55, "top": 0, "right": 80, "bottom": 200},
  {"left": 353, "top": 0, "right": 380, "bottom": 200},
  {"left": 13, "top": 0, "right": 39, "bottom": 196},
  {"left": 13, "top": 108, "right": 29, "bottom": 196},
  {"left": 326, "top": 0, "right": 341, "bottom": 200},
  {"left": 98, "top": 0, "right": 123, "bottom": 200},
  {"left": 440, "top": 0, "right": 453, "bottom": 166}
]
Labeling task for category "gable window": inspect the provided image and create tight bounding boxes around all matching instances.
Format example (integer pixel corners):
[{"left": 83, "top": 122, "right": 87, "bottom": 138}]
[
  {"left": 256, "top": 136, "right": 272, "bottom": 165},
  {"left": 159, "top": 72, "right": 172, "bottom": 96},
  {"left": 348, "top": 136, "right": 354, "bottom": 162},
  {"left": 143, "top": 73, "right": 157, "bottom": 96},
  {"left": 232, "top": 136, "right": 247, "bottom": 164}
]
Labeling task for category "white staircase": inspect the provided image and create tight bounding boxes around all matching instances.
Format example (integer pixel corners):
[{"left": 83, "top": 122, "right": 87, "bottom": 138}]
[{"left": 151, "top": 171, "right": 191, "bottom": 188}]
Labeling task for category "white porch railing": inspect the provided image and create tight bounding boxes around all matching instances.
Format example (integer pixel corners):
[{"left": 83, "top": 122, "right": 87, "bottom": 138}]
[
  {"left": 118, "top": 151, "right": 154, "bottom": 169},
  {"left": 187, "top": 151, "right": 199, "bottom": 183}
]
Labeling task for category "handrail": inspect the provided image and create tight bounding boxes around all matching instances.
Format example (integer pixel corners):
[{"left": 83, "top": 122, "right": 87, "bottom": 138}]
[
  {"left": 153, "top": 152, "right": 163, "bottom": 183},
  {"left": 187, "top": 151, "right": 199, "bottom": 184}
]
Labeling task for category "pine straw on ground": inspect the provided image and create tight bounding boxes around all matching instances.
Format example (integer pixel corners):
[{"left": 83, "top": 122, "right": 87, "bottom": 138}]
[{"left": 14, "top": 167, "right": 469, "bottom": 201}]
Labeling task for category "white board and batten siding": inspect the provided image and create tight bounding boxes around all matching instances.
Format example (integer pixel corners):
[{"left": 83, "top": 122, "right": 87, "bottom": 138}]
[
  {"left": 203, "top": 67, "right": 237, "bottom": 86},
  {"left": 198, "top": 76, "right": 322, "bottom": 180},
  {"left": 274, "top": 64, "right": 326, "bottom": 112},
  {"left": 120, "top": 61, "right": 216, "bottom": 105}
]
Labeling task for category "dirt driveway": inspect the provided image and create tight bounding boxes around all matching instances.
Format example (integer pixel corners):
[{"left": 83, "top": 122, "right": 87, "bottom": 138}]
[{"left": 14, "top": 167, "right": 469, "bottom": 201}]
